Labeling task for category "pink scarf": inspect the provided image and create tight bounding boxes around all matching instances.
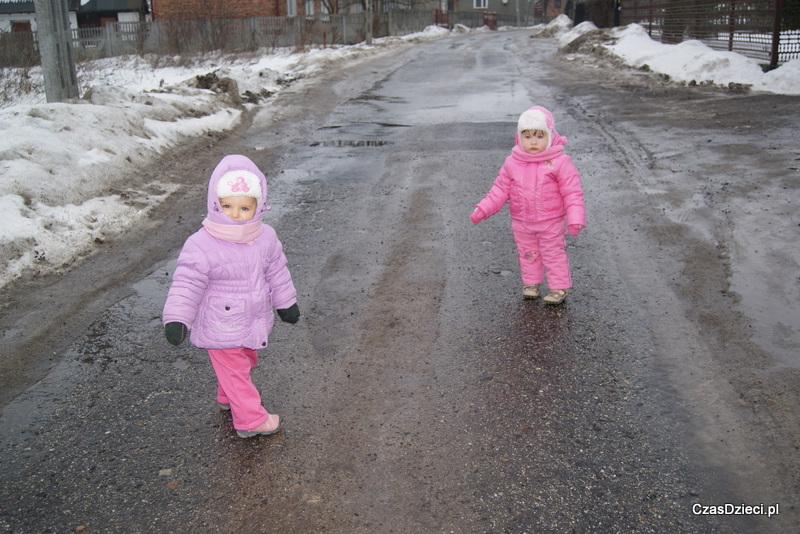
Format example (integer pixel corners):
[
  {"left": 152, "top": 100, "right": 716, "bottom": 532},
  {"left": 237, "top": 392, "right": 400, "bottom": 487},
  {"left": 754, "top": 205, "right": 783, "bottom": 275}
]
[
  {"left": 511, "top": 130, "right": 568, "bottom": 163},
  {"left": 202, "top": 218, "right": 263, "bottom": 244},
  {"left": 510, "top": 144, "right": 565, "bottom": 163}
]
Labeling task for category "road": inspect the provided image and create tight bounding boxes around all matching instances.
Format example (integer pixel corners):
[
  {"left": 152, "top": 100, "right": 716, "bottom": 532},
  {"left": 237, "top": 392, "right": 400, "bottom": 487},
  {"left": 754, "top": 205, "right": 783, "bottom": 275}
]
[{"left": 1, "top": 30, "right": 798, "bottom": 533}]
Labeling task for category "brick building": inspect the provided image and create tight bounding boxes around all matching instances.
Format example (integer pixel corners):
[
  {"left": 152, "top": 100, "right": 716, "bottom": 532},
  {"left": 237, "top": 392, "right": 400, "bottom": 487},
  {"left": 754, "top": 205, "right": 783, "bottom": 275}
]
[{"left": 150, "top": 0, "right": 328, "bottom": 19}]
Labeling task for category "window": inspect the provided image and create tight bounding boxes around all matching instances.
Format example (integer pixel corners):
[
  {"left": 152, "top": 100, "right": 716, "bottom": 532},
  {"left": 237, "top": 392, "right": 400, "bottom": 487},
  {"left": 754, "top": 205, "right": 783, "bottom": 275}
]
[
  {"left": 474, "top": 0, "right": 487, "bottom": 8},
  {"left": 11, "top": 20, "right": 33, "bottom": 32},
  {"left": 287, "top": 0, "right": 297, "bottom": 16},
  {"left": 305, "top": 0, "right": 314, "bottom": 15}
]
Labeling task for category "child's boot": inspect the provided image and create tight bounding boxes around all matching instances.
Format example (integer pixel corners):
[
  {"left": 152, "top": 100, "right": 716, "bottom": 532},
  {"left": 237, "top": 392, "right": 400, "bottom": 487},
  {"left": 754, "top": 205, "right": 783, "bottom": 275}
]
[
  {"left": 523, "top": 284, "right": 540, "bottom": 299},
  {"left": 543, "top": 288, "right": 568, "bottom": 304},
  {"left": 237, "top": 413, "right": 282, "bottom": 438}
]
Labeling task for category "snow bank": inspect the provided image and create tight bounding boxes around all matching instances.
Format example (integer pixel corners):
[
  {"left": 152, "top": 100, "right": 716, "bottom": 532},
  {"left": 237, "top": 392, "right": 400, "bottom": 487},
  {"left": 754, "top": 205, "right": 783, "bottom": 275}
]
[{"left": 557, "top": 21, "right": 800, "bottom": 95}]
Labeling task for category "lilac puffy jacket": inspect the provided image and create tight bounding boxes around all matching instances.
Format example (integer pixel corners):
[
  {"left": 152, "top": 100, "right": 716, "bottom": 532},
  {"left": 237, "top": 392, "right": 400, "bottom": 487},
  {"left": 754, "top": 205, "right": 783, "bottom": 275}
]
[{"left": 162, "top": 155, "right": 297, "bottom": 350}]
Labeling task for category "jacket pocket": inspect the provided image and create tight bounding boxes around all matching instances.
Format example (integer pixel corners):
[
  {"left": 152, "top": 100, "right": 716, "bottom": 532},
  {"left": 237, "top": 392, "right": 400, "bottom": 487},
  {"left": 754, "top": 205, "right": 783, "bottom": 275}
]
[
  {"left": 201, "top": 296, "right": 250, "bottom": 342},
  {"left": 540, "top": 181, "right": 564, "bottom": 213}
]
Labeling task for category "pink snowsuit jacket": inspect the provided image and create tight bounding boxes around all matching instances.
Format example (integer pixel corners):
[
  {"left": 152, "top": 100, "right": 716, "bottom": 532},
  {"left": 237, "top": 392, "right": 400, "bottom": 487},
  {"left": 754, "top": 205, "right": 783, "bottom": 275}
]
[
  {"left": 162, "top": 155, "right": 297, "bottom": 350},
  {"left": 475, "top": 107, "right": 586, "bottom": 227}
]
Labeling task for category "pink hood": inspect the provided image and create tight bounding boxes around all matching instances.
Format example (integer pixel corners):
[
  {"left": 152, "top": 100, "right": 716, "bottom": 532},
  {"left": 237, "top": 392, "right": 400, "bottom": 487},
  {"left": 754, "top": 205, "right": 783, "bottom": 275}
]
[
  {"left": 205, "top": 154, "right": 271, "bottom": 226},
  {"left": 162, "top": 154, "right": 297, "bottom": 350}
]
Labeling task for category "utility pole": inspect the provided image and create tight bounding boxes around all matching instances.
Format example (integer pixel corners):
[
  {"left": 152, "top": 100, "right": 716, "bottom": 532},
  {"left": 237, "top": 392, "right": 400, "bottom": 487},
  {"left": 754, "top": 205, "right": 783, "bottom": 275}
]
[
  {"left": 34, "top": 0, "right": 78, "bottom": 102},
  {"left": 365, "top": 0, "right": 373, "bottom": 45}
]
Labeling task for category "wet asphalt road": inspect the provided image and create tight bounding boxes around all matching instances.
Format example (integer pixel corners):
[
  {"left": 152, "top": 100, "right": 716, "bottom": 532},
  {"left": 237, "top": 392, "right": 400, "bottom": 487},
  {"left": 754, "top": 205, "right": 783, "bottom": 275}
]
[{"left": 1, "top": 31, "right": 798, "bottom": 533}]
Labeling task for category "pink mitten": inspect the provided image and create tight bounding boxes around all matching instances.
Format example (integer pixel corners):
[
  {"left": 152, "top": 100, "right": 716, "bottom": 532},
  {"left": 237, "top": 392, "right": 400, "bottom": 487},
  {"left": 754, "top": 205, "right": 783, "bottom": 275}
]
[
  {"left": 470, "top": 207, "right": 487, "bottom": 224},
  {"left": 568, "top": 224, "right": 584, "bottom": 236}
]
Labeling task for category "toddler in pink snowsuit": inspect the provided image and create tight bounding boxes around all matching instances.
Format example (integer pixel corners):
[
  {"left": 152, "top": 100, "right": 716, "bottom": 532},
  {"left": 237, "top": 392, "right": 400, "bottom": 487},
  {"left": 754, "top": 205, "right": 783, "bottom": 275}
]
[
  {"left": 471, "top": 106, "right": 586, "bottom": 304},
  {"left": 162, "top": 154, "right": 299, "bottom": 438}
]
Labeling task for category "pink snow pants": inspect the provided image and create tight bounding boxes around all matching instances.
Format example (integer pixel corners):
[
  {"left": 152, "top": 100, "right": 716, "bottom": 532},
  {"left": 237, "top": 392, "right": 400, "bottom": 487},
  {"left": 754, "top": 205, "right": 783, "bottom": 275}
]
[
  {"left": 207, "top": 347, "right": 271, "bottom": 431},
  {"left": 511, "top": 217, "right": 572, "bottom": 289}
]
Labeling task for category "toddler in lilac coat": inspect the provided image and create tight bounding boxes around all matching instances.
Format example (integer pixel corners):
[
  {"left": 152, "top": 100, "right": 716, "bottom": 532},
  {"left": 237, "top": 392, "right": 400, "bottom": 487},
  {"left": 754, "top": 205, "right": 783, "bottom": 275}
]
[
  {"left": 162, "top": 154, "right": 299, "bottom": 438},
  {"left": 471, "top": 106, "right": 586, "bottom": 304}
]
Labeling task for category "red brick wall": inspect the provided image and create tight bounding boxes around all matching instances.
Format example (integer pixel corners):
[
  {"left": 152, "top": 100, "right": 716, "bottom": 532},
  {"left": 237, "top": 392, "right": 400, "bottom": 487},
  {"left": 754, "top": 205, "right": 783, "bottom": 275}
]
[{"left": 151, "top": 0, "right": 286, "bottom": 20}]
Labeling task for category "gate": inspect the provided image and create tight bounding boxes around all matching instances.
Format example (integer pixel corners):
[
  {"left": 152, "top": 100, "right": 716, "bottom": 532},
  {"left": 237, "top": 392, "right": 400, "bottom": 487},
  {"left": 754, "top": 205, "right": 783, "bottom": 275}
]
[
  {"left": 434, "top": 8, "right": 450, "bottom": 28},
  {"left": 483, "top": 12, "right": 498, "bottom": 30}
]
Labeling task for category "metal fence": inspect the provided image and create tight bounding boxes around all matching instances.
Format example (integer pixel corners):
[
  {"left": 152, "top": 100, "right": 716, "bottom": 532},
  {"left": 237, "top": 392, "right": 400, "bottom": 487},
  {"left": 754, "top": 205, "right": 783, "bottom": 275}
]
[
  {"left": 620, "top": 0, "right": 799, "bottom": 66},
  {"left": 0, "top": 9, "right": 530, "bottom": 68}
]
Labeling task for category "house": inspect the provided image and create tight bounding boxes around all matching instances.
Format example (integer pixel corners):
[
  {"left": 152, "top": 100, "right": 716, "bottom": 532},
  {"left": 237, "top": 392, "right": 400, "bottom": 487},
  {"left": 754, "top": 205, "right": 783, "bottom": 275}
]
[
  {"left": 150, "top": 0, "right": 329, "bottom": 19},
  {"left": 0, "top": 0, "right": 77, "bottom": 32},
  {"left": 76, "top": 0, "right": 150, "bottom": 27},
  {"left": 451, "top": 0, "right": 562, "bottom": 24},
  {"left": 0, "top": 0, "right": 147, "bottom": 33}
]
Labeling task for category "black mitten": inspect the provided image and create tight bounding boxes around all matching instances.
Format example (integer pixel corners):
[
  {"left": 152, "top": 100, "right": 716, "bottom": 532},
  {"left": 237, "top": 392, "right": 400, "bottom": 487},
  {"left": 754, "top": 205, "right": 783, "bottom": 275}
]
[
  {"left": 164, "top": 322, "right": 188, "bottom": 346},
  {"left": 277, "top": 303, "right": 300, "bottom": 324}
]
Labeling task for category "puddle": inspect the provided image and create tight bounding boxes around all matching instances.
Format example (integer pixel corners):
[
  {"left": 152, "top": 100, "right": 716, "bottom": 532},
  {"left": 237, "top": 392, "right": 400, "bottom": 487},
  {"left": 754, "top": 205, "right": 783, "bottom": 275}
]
[
  {"left": 320, "top": 123, "right": 410, "bottom": 129},
  {"left": 353, "top": 94, "right": 406, "bottom": 104},
  {"left": 310, "top": 140, "right": 393, "bottom": 147}
]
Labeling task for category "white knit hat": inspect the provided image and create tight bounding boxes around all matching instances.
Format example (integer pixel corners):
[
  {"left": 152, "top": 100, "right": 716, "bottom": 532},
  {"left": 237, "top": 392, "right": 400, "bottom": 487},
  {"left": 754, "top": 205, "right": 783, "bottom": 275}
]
[
  {"left": 216, "top": 170, "right": 262, "bottom": 199},
  {"left": 517, "top": 108, "right": 552, "bottom": 148}
]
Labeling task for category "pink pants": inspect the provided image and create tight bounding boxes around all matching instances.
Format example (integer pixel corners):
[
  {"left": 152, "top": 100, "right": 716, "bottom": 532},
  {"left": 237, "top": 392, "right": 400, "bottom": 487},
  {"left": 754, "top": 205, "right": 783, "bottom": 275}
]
[
  {"left": 207, "top": 347, "right": 270, "bottom": 431},
  {"left": 511, "top": 217, "right": 572, "bottom": 289}
]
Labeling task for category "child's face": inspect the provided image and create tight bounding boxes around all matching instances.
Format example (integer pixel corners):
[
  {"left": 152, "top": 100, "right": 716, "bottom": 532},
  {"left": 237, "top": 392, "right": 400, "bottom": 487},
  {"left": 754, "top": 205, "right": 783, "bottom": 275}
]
[
  {"left": 520, "top": 129, "right": 548, "bottom": 154},
  {"left": 219, "top": 196, "right": 258, "bottom": 221}
]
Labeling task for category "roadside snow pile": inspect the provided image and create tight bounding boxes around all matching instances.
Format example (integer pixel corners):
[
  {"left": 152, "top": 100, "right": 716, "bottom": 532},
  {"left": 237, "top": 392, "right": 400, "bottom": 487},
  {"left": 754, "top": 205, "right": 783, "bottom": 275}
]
[
  {"left": 605, "top": 24, "right": 766, "bottom": 88},
  {"left": 556, "top": 21, "right": 600, "bottom": 49},
  {"left": 761, "top": 55, "right": 800, "bottom": 94},
  {"left": 529, "top": 14, "right": 574, "bottom": 38},
  {"left": 556, "top": 21, "right": 800, "bottom": 95}
]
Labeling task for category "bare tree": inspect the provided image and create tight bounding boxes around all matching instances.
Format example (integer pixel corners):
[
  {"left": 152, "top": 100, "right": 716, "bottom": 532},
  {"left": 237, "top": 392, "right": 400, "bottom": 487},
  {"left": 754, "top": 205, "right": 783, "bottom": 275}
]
[{"left": 320, "top": 0, "right": 341, "bottom": 14}]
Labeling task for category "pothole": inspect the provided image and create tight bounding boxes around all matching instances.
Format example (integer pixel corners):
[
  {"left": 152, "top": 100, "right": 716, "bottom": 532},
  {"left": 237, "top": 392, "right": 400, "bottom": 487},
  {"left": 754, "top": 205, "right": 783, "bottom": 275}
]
[{"left": 310, "top": 140, "right": 393, "bottom": 147}]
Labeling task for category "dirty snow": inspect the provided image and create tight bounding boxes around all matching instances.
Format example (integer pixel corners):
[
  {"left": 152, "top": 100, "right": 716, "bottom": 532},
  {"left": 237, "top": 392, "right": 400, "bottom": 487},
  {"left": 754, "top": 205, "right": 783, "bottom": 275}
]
[
  {"left": 1, "top": 18, "right": 798, "bottom": 290},
  {"left": 558, "top": 20, "right": 800, "bottom": 93}
]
